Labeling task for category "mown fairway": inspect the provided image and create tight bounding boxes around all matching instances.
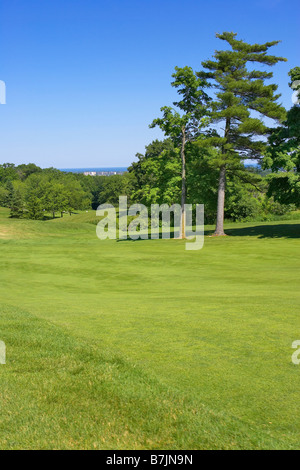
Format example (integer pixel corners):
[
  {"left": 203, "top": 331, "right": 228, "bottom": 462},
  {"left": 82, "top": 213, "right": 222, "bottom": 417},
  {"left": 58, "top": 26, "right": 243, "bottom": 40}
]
[{"left": 0, "top": 207, "right": 299, "bottom": 449}]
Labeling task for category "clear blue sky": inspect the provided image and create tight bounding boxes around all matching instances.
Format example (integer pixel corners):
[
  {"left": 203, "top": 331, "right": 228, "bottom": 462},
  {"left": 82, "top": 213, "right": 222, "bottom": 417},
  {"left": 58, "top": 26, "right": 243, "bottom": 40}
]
[{"left": 0, "top": 0, "right": 299, "bottom": 168}]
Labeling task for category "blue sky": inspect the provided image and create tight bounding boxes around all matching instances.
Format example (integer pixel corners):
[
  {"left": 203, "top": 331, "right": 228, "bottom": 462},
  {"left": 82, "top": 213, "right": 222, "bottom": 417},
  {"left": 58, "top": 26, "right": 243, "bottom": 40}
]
[{"left": 0, "top": 0, "right": 299, "bottom": 168}]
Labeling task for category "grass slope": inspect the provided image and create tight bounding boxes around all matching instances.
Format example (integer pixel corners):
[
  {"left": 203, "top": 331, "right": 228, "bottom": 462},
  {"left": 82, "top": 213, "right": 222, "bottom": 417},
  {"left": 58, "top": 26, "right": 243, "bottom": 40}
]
[
  {"left": 1, "top": 305, "right": 283, "bottom": 450},
  {"left": 0, "top": 207, "right": 299, "bottom": 449}
]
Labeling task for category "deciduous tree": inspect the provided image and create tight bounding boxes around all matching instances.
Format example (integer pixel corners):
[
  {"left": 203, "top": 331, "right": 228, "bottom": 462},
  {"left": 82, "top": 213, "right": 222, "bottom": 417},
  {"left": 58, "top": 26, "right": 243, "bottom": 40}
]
[
  {"left": 264, "top": 67, "right": 300, "bottom": 205},
  {"left": 150, "top": 67, "right": 209, "bottom": 238}
]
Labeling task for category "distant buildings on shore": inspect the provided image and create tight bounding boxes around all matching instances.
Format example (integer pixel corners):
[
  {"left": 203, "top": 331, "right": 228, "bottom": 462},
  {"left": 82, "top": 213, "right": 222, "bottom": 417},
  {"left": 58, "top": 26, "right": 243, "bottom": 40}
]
[
  {"left": 83, "top": 170, "right": 126, "bottom": 176},
  {"left": 60, "top": 167, "right": 128, "bottom": 176}
]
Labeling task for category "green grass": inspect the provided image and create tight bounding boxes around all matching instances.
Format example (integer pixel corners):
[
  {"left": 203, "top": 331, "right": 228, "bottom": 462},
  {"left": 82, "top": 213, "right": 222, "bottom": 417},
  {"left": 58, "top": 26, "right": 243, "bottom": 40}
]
[{"left": 0, "top": 206, "right": 300, "bottom": 449}]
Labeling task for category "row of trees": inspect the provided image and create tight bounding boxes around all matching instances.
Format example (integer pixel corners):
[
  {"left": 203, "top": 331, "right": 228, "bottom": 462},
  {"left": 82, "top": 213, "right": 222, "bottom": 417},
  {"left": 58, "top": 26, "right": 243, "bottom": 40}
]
[
  {"left": 0, "top": 166, "right": 92, "bottom": 219},
  {"left": 147, "top": 32, "right": 294, "bottom": 237},
  {"left": 124, "top": 33, "right": 299, "bottom": 235},
  {"left": 127, "top": 139, "right": 296, "bottom": 223},
  {"left": 97, "top": 34, "right": 299, "bottom": 231},
  {"left": 1, "top": 32, "right": 299, "bottom": 230},
  {"left": 264, "top": 67, "right": 300, "bottom": 205}
]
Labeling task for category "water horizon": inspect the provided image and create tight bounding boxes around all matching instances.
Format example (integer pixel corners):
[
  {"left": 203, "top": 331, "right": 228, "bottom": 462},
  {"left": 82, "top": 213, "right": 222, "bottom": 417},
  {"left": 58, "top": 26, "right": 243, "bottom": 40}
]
[{"left": 60, "top": 167, "right": 128, "bottom": 173}]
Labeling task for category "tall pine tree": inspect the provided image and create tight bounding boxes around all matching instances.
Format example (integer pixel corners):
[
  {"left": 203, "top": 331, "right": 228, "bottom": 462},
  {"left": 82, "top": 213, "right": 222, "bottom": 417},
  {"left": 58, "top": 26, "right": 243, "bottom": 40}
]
[{"left": 197, "top": 32, "right": 287, "bottom": 235}]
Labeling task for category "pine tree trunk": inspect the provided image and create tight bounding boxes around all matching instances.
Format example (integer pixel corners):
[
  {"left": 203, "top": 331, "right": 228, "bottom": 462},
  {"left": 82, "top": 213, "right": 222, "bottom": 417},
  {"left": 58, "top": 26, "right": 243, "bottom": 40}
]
[
  {"left": 214, "top": 117, "right": 230, "bottom": 236},
  {"left": 179, "top": 127, "right": 186, "bottom": 239},
  {"left": 214, "top": 165, "right": 226, "bottom": 236}
]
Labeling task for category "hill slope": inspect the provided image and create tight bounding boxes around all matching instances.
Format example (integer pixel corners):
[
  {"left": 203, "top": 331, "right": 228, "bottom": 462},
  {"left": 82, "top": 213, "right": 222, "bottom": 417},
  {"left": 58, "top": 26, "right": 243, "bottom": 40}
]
[{"left": 0, "top": 208, "right": 299, "bottom": 449}]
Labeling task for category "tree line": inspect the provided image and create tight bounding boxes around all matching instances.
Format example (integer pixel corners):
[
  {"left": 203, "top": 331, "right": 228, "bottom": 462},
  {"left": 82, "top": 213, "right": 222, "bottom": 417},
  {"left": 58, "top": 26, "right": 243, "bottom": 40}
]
[
  {"left": 145, "top": 32, "right": 299, "bottom": 236},
  {"left": 129, "top": 33, "right": 299, "bottom": 234},
  {"left": 0, "top": 32, "right": 299, "bottom": 234}
]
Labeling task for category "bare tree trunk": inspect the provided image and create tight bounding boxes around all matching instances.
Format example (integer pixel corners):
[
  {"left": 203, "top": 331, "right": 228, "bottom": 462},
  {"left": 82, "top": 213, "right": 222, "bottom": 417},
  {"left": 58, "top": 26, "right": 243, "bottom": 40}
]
[
  {"left": 214, "top": 165, "right": 226, "bottom": 236},
  {"left": 179, "top": 127, "right": 186, "bottom": 239}
]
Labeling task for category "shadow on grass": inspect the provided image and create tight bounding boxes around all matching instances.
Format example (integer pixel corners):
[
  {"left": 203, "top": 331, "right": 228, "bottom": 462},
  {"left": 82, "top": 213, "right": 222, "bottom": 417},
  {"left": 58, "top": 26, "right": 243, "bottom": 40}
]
[
  {"left": 223, "top": 224, "right": 300, "bottom": 239},
  {"left": 116, "top": 231, "right": 177, "bottom": 242},
  {"left": 117, "top": 224, "right": 300, "bottom": 240}
]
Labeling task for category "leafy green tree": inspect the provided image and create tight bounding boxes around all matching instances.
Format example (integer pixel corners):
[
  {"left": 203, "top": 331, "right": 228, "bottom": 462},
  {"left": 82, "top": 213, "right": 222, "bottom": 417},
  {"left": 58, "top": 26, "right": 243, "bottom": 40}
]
[
  {"left": 150, "top": 67, "right": 209, "bottom": 238},
  {"left": 64, "top": 178, "right": 92, "bottom": 215},
  {"left": 187, "top": 139, "right": 278, "bottom": 223},
  {"left": 25, "top": 174, "right": 45, "bottom": 219},
  {"left": 264, "top": 67, "right": 300, "bottom": 206},
  {"left": 10, "top": 188, "right": 24, "bottom": 218},
  {"left": 129, "top": 139, "right": 175, "bottom": 198},
  {"left": 16, "top": 163, "right": 42, "bottom": 181},
  {"left": 26, "top": 193, "right": 44, "bottom": 220},
  {"left": 186, "top": 141, "right": 220, "bottom": 222},
  {"left": 5, "top": 180, "right": 15, "bottom": 208},
  {"left": 129, "top": 137, "right": 274, "bottom": 225},
  {"left": 24, "top": 171, "right": 92, "bottom": 219},
  {"left": 129, "top": 140, "right": 181, "bottom": 206},
  {"left": 74, "top": 173, "right": 106, "bottom": 210},
  {"left": 45, "top": 182, "right": 69, "bottom": 218},
  {"left": 197, "top": 32, "right": 287, "bottom": 235},
  {"left": 0, "top": 186, "right": 8, "bottom": 206},
  {"left": 97, "top": 173, "right": 134, "bottom": 206},
  {"left": 0, "top": 164, "right": 19, "bottom": 184}
]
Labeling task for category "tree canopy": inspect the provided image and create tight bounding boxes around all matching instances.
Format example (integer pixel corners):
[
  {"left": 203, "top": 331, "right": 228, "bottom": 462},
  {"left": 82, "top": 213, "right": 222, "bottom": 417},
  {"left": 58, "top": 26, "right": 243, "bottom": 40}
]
[
  {"left": 264, "top": 67, "right": 300, "bottom": 205},
  {"left": 196, "top": 32, "right": 287, "bottom": 234}
]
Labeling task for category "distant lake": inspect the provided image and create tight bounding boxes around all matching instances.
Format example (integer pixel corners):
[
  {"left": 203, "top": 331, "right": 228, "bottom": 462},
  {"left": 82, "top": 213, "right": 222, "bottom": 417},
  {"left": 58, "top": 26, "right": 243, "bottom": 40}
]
[
  {"left": 60, "top": 167, "right": 128, "bottom": 173},
  {"left": 60, "top": 163, "right": 258, "bottom": 174}
]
